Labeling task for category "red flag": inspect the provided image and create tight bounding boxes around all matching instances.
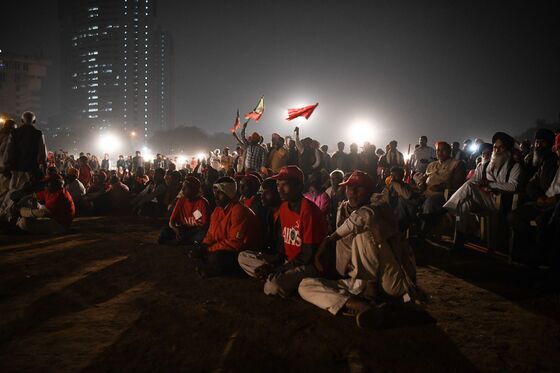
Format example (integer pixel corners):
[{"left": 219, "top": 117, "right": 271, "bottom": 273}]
[
  {"left": 244, "top": 95, "right": 265, "bottom": 122},
  {"left": 286, "top": 103, "right": 319, "bottom": 121},
  {"left": 231, "top": 110, "right": 241, "bottom": 133}
]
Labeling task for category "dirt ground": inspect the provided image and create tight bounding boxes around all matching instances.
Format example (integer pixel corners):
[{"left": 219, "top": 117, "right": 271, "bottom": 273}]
[{"left": 1, "top": 216, "right": 559, "bottom": 372}]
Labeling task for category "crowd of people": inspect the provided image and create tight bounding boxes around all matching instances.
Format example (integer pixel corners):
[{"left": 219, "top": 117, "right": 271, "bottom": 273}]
[{"left": 1, "top": 111, "right": 559, "bottom": 328}]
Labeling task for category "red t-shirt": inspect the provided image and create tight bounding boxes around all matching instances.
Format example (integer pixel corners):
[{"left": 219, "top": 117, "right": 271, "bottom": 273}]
[
  {"left": 242, "top": 196, "right": 255, "bottom": 208},
  {"left": 37, "top": 189, "right": 76, "bottom": 227},
  {"left": 170, "top": 196, "right": 209, "bottom": 228},
  {"left": 279, "top": 197, "right": 327, "bottom": 261}
]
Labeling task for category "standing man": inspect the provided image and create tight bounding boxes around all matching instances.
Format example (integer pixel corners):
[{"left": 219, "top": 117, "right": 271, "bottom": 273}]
[
  {"left": 379, "top": 140, "right": 405, "bottom": 178},
  {"left": 1, "top": 112, "right": 47, "bottom": 219},
  {"left": 132, "top": 151, "right": 144, "bottom": 173},
  {"left": 267, "top": 136, "right": 288, "bottom": 173},
  {"left": 410, "top": 136, "right": 436, "bottom": 174},
  {"left": 101, "top": 153, "right": 111, "bottom": 171},
  {"left": 240, "top": 121, "right": 267, "bottom": 172},
  {"left": 331, "top": 142, "right": 350, "bottom": 173},
  {"left": 0, "top": 118, "right": 16, "bottom": 201}
]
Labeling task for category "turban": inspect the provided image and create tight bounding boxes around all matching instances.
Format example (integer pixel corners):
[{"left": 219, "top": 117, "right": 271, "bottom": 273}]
[
  {"left": 491, "top": 132, "right": 515, "bottom": 151},
  {"left": 66, "top": 167, "right": 79, "bottom": 178},
  {"left": 534, "top": 128, "right": 555, "bottom": 146},
  {"left": 479, "top": 143, "right": 493, "bottom": 153}
]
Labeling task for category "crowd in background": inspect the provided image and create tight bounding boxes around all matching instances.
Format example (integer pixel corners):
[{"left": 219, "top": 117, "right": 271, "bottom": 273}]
[{"left": 1, "top": 111, "right": 559, "bottom": 328}]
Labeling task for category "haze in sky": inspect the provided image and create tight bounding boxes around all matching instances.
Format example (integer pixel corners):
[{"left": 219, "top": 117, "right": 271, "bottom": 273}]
[{"left": 1, "top": 0, "right": 559, "bottom": 149}]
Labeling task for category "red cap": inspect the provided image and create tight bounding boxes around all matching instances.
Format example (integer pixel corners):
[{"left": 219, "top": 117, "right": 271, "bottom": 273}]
[
  {"left": 271, "top": 165, "right": 304, "bottom": 184},
  {"left": 339, "top": 170, "right": 375, "bottom": 191}
]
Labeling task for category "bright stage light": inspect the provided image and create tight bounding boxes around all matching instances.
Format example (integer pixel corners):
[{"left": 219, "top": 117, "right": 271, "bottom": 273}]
[
  {"left": 140, "top": 146, "right": 154, "bottom": 160},
  {"left": 348, "top": 121, "right": 375, "bottom": 145},
  {"left": 196, "top": 152, "right": 206, "bottom": 160},
  {"left": 97, "top": 133, "right": 122, "bottom": 154},
  {"left": 176, "top": 155, "right": 187, "bottom": 167},
  {"left": 130, "top": 131, "right": 136, "bottom": 137},
  {"left": 469, "top": 143, "right": 479, "bottom": 153}
]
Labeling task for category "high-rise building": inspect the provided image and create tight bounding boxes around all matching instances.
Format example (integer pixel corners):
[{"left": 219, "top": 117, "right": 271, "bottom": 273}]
[
  {"left": 58, "top": 0, "right": 174, "bottom": 141},
  {"left": 0, "top": 51, "right": 50, "bottom": 119},
  {"left": 152, "top": 27, "right": 175, "bottom": 132}
]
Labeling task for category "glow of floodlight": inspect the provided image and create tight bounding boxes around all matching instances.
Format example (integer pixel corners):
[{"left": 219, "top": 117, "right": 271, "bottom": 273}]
[
  {"left": 348, "top": 121, "right": 375, "bottom": 145},
  {"left": 97, "top": 133, "right": 122, "bottom": 154}
]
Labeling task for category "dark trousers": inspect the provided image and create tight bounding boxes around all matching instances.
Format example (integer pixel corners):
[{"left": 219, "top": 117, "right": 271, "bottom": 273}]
[
  {"left": 158, "top": 226, "right": 207, "bottom": 245},
  {"left": 195, "top": 248, "right": 239, "bottom": 277}
]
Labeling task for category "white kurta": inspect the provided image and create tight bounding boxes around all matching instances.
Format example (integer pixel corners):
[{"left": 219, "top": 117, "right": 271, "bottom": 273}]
[{"left": 444, "top": 159, "right": 521, "bottom": 232}]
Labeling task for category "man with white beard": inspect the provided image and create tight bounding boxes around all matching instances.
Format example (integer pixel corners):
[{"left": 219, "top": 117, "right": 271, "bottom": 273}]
[{"left": 444, "top": 132, "right": 521, "bottom": 249}]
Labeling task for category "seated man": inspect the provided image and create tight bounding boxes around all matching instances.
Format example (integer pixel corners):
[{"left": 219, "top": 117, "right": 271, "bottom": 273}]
[
  {"left": 252, "top": 177, "right": 282, "bottom": 254},
  {"left": 380, "top": 166, "right": 420, "bottom": 233},
  {"left": 325, "top": 170, "right": 346, "bottom": 232},
  {"left": 238, "top": 166, "right": 327, "bottom": 297},
  {"left": 191, "top": 176, "right": 260, "bottom": 276},
  {"left": 131, "top": 167, "right": 168, "bottom": 216},
  {"left": 108, "top": 174, "right": 131, "bottom": 214},
  {"left": 298, "top": 171, "right": 417, "bottom": 329},
  {"left": 83, "top": 171, "right": 113, "bottom": 214},
  {"left": 65, "top": 167, "right": 86, "bottom": 212},
  {"left": 238, "top": 174, "right": 261, "bottom": 213},
  {"left": 415, "top": 141, "right": 466, "bottom": 232},
  {"left": 159, "top": 176, "right": 210, "bottom": 245},
  {"left": 466, "top": 142, "right": 492, "bottom": 180},
  {"left": 509, "top": 129, "right": 559, "bottom": 265},
  {"left": 444, "top": 132, "right": 521, "bottom": 249},
  {"left": 15, "top": 174, "right": 75, "bottom": 234}
]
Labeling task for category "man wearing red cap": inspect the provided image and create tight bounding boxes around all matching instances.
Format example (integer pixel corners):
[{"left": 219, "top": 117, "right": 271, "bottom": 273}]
[
  {"left": 238, "top": 165, "right": 327, "bottom": 297},
  {"left": 298, "top": 170, "right": 417, "bottom": 328},
  {"left": 240, "top": 121, "right": 267, "bottom": 172},
  {"left": 159, "top": 176, "right": 210, "bottom": 245},
  {"left": 444, "top": 132, "right": 521, "bottom": 249},
  {"left": 15, "top": 173, "right": 75, "bottom": 234}
]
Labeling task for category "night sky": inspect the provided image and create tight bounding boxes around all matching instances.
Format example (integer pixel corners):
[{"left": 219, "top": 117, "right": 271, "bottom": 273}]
[{"left": 1, "top": 0, "right": 559, "bottom": 150}]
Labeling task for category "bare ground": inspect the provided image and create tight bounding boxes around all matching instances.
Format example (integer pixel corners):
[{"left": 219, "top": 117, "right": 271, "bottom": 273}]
[{"left": 0, "top": 216, "right": 559, "bottom": 372}]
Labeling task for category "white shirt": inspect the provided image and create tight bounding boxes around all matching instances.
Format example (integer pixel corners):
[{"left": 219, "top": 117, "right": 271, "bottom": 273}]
[
  {"left": 411, "top": 146, "right": 436, "bottom": 173},
  {"left": 545, "top": 166, "right": 560, "bottom": 198}
]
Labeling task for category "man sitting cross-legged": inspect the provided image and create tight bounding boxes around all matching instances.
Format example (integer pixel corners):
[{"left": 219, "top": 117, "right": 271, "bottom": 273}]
[
  {"left": 238, "top": 166, "right": 327, "bottom": 297},
  {"left": 15, "top": 173, "right": 75, "bottom": 234},
  {"left": 189, "top": 176, "right": 261, "bottom": 277},
  {"left": 158, "top": 176, "right": 210, "bottom": 246},
  {"left": 298, "top": 170, "right": 417, "bottom": 329}
]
